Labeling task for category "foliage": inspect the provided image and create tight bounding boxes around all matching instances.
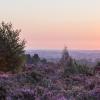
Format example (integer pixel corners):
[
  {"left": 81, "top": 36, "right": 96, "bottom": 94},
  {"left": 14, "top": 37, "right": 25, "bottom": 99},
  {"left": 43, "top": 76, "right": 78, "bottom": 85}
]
[
  {"left": 0, "top": 22, "right": 25, "bottom": 72},
  {"left": 25, "top": 54, "right": 41, "bottom": 65},
  {"left": 41, "top": 58, "right": 47, "bottom": 64},
  {"left": 74, "top": 61, "right": 93, "bottom": 75},
  {"left": 96, "top": 61, "right": 100, "bottom": 66},
  {"left": 60, "top": 47, "right": 93, "bottom": 75},
  {"left": 0, "top": 62, "right": 99, "bottom": 100},
  {"left": 60, "top": 46, "right": 70, "bottom": 64},
  {"left": 64, "top": 59, "right": 93, "bottom": 75},
  {"left": 25, "top": 54, "right": 33, "bottom": 64},
  {"left": 32, "top": 54, "right": 40, "bottom": 64}
]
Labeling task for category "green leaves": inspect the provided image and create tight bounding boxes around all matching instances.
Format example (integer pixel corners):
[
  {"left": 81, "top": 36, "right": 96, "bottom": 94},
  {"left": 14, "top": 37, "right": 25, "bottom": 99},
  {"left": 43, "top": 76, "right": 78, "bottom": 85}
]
[{"left": 0, "top": 22, "right": 25, "bottom": 72}]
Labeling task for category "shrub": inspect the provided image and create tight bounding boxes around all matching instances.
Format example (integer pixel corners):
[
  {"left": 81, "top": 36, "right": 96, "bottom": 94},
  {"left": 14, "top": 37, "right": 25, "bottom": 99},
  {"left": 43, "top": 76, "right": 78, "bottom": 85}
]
[
  {"left": 96, "top": 61, "right": 100, "bottom": 66},
  {"left": 60, "top": 47, "right": 93, "bottom": 75},
  {"left": 64, "top": 60, "right": 93, "bottom": 75}
]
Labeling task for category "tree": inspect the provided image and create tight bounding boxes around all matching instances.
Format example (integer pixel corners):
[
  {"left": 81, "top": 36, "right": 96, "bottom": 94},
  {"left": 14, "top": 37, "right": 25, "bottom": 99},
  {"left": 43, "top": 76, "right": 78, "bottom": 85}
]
[
  {"left": 61, "top": 46, "right": 69, "bottom": 61},
  {"left": 32, "top": 54, "right": 40, "bottom": 65},
  {"left": 60, "top": 46, "right": 73, "bottom": 66},
  {"left": 0, "top": 22, "right": 25, "bottom": 72},
  {"left": 41, "top": 58, "right": 47, "bottom": 64},
  {"left": 25, "top": 54, "right": 33, "bottom": 64}
]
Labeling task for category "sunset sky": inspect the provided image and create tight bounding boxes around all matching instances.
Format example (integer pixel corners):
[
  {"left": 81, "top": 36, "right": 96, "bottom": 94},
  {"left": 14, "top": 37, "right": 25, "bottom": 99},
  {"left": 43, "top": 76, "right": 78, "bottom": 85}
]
[{"left": 0, "top": 0, "right": 100, "bottom": 50}]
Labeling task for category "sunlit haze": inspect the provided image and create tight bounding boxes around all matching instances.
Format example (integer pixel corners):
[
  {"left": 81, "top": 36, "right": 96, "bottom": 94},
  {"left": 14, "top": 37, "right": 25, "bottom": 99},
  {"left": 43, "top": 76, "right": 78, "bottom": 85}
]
[{"left": 0, "top": 0, "right": 100, "bottom": 50}]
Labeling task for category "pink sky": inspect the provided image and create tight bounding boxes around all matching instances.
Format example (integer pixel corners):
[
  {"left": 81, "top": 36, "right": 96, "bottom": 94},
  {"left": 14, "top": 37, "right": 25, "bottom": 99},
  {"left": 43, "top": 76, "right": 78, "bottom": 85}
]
[{"left": 0, "top": 0, "right": 100, "bottom": 50}]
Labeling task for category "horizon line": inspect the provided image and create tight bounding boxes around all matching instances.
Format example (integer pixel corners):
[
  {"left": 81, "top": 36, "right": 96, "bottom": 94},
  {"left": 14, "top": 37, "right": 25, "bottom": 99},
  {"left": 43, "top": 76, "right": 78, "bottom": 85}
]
[{"left": 25, "top": 48, "right": 100, "bottom": 51}]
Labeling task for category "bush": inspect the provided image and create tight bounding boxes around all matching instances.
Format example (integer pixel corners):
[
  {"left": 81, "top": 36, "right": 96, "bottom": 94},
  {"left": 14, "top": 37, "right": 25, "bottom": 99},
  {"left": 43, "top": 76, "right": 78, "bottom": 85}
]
[
  {"left": 64, "top": 59, "right": 93, "bottom": 75},
  {"left": 60, "top": 47, "right": 93, "bottom": 76},
  {"left": 96, "top": 61, "right": 100, "bottom": 66}
]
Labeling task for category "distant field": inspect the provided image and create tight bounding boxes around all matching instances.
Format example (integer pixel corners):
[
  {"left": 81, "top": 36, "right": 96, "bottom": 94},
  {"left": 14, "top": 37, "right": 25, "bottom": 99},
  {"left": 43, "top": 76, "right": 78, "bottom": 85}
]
[{"left": 26, "top": 50, "right": 100, "bottom": 62}]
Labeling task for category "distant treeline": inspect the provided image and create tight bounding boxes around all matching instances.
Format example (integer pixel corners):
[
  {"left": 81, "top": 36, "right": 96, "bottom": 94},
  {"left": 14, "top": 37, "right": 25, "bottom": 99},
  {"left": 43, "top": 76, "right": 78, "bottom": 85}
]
[{"left": 25, "top": 54, "right": 47, "bottom": 65}]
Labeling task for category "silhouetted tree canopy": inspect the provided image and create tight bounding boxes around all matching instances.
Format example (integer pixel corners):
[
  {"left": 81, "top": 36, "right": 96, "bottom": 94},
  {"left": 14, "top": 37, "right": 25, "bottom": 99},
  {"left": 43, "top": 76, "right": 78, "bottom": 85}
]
[
  {"left": 0, "top": 22, "right": 25, "bottom": 72},
  {"left": 41, "top": 58, "right": 47, "bottom": 64},
  {"left": 25, "top": 54, "right": 33, "bottom": 64},
  {"left": 32, "top": 54, "right": 40, "bottom": 64}
]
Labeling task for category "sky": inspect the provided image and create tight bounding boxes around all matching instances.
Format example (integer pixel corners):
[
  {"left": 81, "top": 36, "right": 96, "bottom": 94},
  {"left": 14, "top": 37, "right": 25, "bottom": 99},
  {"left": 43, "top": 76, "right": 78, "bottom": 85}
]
[{"left": 0, "top": 0, "right": 100, "bottom": 50}]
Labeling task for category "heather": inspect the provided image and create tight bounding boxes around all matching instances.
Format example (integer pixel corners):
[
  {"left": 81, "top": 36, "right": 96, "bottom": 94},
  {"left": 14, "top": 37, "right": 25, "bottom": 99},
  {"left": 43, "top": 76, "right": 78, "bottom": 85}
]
[{"left": 0, "top": 61, "right": 99, "bottom": 100}]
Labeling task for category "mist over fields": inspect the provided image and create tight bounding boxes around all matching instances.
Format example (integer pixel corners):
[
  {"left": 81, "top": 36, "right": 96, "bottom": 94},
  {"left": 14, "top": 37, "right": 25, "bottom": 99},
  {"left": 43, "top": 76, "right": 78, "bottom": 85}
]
[{"left": 26, "top": 50, "right": 100, "bottom": 62}]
